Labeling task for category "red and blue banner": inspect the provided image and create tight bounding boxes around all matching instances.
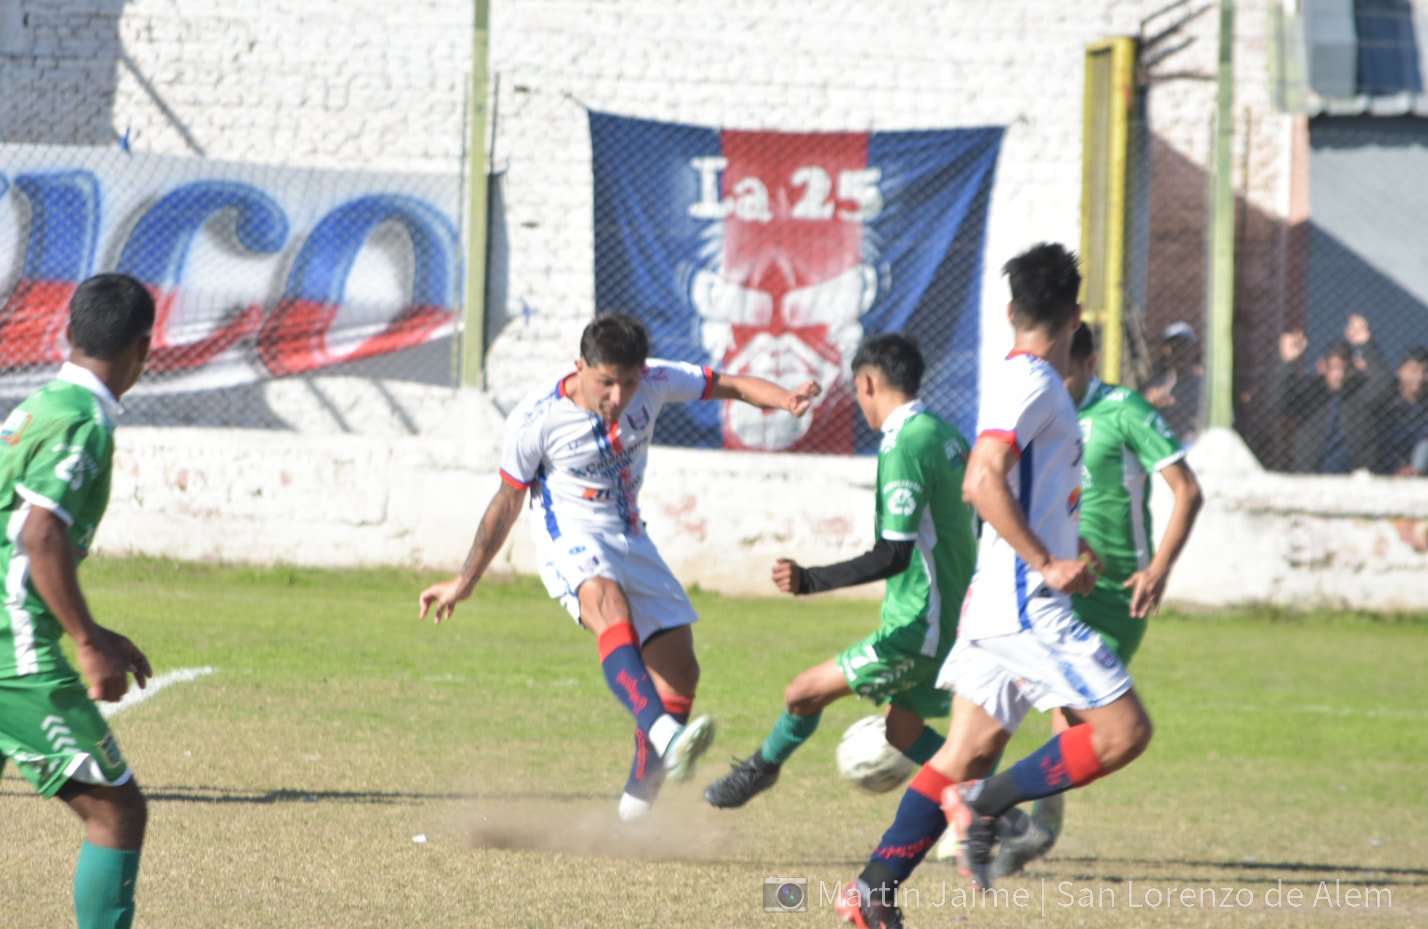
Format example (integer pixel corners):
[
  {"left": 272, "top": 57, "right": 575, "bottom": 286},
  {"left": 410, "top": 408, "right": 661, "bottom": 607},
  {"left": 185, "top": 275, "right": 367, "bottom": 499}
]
[
  {"left": 590, "top": 111, "right": 1003, "bottom": 455},
  {"left": 0, "top": 145, "right": 460, "bottom": 398}
]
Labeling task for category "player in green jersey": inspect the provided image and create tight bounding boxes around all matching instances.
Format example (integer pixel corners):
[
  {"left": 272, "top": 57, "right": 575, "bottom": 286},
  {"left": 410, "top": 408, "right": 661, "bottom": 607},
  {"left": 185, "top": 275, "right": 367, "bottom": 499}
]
[
  {"left": 0, "top": 273, "right": 155, "bottom": 929},
  {"left": 703, "top": 334, "right": 978, "bottom": 809},
  {"left": 995, "top": 322, "right": 1202, "bottom": 876}
]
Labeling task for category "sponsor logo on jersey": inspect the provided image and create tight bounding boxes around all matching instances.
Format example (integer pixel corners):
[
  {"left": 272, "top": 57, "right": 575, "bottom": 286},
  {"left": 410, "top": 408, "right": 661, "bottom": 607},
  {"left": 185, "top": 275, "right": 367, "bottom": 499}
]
[
  {"left": 883, "top": 481, "right": 921, "bottom": 516},
  {"left": 0, "top": 410, "right": 32, "bottom": 446},
  {"left": 1066, "top": 485, "right": 1083, "bottom": 516},
  {"left": 581, "top": 486, "right": 616, "bottom": 502}
]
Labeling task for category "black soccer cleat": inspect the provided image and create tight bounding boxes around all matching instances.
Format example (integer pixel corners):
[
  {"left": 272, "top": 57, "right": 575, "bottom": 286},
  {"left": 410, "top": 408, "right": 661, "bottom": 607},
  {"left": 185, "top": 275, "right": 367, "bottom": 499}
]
[{"left": 702, "top": 753, "right": 780, "bottom": 808}]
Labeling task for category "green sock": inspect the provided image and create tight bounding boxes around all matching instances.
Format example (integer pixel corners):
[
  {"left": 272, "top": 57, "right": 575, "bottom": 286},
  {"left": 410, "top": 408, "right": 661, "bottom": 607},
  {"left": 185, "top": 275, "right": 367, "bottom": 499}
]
[
  {"left": 75, "top": 842, "right": 141, "bottom": 929},
  {"left": 1033, "top": 791, "right": 1066, "bottom": 836},
  {"left": 901, "top": 725, "right": 946, "bottom": 764},
  {"left": 758, "top": 710, "right": 822, "bottom": 765}
]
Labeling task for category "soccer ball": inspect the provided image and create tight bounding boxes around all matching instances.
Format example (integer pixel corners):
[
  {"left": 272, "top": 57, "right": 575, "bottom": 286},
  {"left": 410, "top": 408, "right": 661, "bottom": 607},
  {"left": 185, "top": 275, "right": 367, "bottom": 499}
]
[{"left": 835, "top": 715, "right": 918, "bottom": 794}]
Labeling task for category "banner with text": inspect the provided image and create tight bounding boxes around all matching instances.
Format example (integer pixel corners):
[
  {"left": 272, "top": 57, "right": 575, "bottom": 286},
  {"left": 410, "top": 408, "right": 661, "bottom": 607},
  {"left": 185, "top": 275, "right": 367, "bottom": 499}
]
[
  {"left": 590, "top": 111, "right": 1003, "bottom": 454},
  {"left": 0, "top": 145, "right": 461, "bottom": 398}
]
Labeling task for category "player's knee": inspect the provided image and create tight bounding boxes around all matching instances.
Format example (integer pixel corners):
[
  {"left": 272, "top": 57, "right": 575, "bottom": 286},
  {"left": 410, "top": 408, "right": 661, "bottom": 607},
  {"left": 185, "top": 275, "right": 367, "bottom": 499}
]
[{"left": 783, "top": 679, "right": 820, "bottom": 716}]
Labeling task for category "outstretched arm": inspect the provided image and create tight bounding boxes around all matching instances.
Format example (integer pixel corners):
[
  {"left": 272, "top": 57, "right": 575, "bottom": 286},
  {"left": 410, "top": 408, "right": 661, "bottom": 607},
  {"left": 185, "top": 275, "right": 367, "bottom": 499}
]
[
  {"left": 708, "top": 372, "right": 821, "bottom": 416},
  {"left": 419, "top": 481, "right": 527, "bottom": 623},
  {"left": 1125, "top": 460, "right": 1202, "bottom": 617},
  {"left": 772, "top": 538, "right": 916, "bottom": 596},
  {"left": 963, "top": 436, "right": 1096, "bottom": 596}
]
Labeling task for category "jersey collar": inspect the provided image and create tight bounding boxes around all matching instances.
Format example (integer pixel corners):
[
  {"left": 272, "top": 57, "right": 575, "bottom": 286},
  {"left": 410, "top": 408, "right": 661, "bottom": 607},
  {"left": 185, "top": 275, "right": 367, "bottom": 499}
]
[
  {"left": 881, "top": 398, "right": 925, "bottom": 434},
  {"left": 1077, "top": 376, "right": 1106, "bottom": 412},
  {"left": 58, "top": 362, "right": 123, "bottom": 419}
]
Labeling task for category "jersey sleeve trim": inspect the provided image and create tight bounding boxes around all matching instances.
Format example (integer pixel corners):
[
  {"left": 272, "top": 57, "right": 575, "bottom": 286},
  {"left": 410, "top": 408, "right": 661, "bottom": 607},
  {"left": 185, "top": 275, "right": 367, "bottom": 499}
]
[
  {"left": 879, "top": 529, "right": 919, "bottom": 541},
  {"left": 700, "top": 366, "right": 715, "bottom": 400},
  {"left": 15, "top": 484, "right": 74, "bottom": 525},
  {"left": 978, "top": 429, "right": 1022, "bottom": 458},
  {"left": 499, "top": 469, "right": 531, "bottom": 491},
  {"left": 1152, "top": 449, "right": 1188, "bottom": 472}
]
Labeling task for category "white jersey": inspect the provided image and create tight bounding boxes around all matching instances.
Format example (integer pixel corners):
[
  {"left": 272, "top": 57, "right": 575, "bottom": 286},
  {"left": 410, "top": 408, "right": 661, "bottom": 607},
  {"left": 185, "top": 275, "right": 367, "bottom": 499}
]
[
  {"left": 499, "top": 359, "right": 714, "bottom": 538},
  {"left": 959, "top": 351, "right": 1084, "bottom": 640}
]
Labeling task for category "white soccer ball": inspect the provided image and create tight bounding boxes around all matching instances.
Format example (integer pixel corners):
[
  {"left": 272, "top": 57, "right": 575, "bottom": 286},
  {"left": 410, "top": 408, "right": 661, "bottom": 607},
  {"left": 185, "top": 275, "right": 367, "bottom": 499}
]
[{"left": 835, "top": 715, "right": 918, "bottom": 794}]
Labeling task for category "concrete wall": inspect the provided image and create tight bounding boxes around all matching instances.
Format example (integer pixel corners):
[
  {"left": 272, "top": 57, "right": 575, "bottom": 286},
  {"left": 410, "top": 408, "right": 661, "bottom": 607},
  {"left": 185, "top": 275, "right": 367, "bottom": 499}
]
[{"left": 99, "top": 412, "right": 1428, "bottom": 612}]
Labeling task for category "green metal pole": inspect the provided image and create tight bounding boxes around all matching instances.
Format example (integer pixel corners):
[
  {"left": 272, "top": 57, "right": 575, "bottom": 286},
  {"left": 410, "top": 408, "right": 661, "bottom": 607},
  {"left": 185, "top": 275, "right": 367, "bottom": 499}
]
[
  {"left": 1207, "top": 0, "right": 1236, "bottom": 428},
  {"left": 461, "top": 0, "right": 491, "bottom": 388}
]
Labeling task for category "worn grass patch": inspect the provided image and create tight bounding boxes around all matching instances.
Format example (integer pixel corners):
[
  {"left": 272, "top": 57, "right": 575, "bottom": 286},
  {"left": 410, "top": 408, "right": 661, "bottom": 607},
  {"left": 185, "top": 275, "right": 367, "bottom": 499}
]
[{"left": 1, "top": 558, "right": 1424, "bottom": 927}]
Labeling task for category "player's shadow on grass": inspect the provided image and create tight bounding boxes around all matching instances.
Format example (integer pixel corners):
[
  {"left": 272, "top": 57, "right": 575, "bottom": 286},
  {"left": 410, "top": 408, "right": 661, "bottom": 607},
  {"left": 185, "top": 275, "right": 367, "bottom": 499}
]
[
  {"left": 137, "top": 785, "right": 607, "bottom": 805},
  {"left": 1046, "top": 855, "right": 1428, "bottom": 887}
]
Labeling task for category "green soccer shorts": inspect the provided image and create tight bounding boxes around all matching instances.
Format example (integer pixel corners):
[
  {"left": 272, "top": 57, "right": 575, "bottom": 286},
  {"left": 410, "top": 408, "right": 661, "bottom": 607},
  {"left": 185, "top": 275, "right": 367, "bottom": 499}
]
[
  {"left": 836, "top": 624, "right": 952, "bottom": 720},
  {"left": 1073, "top": 583, "right": 1146, "bottom": 664},
  {"left": 0, "top": 668, "right": 131, "bottom": 798}
]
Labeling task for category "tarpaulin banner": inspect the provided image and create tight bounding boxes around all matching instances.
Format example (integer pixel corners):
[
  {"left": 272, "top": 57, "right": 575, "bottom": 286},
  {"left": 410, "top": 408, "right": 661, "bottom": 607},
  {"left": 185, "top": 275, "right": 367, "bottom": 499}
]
[{"left": 590, "top": 111, "right": 1002, "bottom": 454}]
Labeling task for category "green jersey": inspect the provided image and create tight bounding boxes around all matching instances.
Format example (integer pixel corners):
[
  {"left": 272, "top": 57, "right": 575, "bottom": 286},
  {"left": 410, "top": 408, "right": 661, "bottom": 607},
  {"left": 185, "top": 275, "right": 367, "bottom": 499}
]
[
  {"left": 874, "top": 401, "right": 977, "bottom": 659},
  {"left": 1074, "top": 378, "right": 1184, "bottom": 655},
  {"left": 0, "top": 364, "right": 118, "bottom": 678}
]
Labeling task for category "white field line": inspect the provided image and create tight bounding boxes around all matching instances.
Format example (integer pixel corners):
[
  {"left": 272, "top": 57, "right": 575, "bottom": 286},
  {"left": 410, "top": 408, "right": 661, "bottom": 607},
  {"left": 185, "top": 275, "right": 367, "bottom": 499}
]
[{"left": 100, "top": 666, "right": 215, "bottom": 719}]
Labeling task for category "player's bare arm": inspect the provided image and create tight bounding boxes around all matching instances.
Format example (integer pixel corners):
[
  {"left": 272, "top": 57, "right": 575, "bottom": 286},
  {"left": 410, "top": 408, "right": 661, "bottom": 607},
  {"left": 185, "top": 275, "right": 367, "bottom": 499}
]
[
  {"left": 1125, "top": 460, "right": 1203, "bottom": 617},
  {"left": 963, "top": 435, "right": 1095, "bottom": 596},
  {"left": 419, "top": 481, "right": 527, "bottom": 623},
  {"left": 21, "top": 506, "right": 151, "bottom": 701},
  {"left": 708, "top": 371, "right": 821, "bottom": 415}
]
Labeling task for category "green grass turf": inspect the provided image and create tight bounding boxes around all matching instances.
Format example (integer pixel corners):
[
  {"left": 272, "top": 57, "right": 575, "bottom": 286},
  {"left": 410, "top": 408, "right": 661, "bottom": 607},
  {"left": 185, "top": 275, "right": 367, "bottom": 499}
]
[{"left": 1, "top": 557, "right": 1424, "bottom": 927}]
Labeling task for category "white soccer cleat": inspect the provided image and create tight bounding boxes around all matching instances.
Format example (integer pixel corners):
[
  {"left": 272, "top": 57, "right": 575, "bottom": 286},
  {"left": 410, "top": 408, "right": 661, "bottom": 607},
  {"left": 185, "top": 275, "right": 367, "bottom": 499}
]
[
  {"left": 660, "top": 714, "right": 716, "bottom": 783},
  {"left": 617, "top": 792, "right": 653, "bottom": 822}
]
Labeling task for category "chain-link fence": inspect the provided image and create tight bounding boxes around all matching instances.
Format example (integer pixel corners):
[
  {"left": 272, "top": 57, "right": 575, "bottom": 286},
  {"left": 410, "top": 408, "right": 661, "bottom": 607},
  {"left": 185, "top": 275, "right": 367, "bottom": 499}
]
[
  {"left": 0, "top": 146, "right": 464, "bottom": 430},
  {"left": 1118, "top": 25, "right": 1428, "bottom": 477},
  {"left": 587, "top": 111, "right": 1002, "bottom": 455},
  {"left": 0, "top": 0, "right": 470, "bottom": 435}
]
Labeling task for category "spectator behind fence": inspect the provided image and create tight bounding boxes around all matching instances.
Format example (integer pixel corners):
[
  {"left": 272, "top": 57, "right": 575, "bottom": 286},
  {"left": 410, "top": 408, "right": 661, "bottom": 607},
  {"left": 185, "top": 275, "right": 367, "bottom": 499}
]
[
  {"left": 1142, "top": 321, "right": 1203, "bottom": 444},
  {"left": 1274, "top": 314, "right": 1394, "bottom": 474},
  {"left": 1381, "top": 347, "right": 1428, "bottom": 476}
]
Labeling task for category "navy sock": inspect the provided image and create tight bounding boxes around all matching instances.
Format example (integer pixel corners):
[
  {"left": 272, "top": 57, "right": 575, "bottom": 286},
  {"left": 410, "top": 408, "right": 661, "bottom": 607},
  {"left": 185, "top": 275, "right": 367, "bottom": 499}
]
[
  {"left": 598, "top": 622, "right": 668, "bottom": 736},
  {"left": 862, "top": 764, "right": 954, "bottom": 887},
  {"left": 625, "top": 694, "right": 691, "bottom": 800},
  {"left": 970, "top": 724, "right": 1105, "bottom": 817}
]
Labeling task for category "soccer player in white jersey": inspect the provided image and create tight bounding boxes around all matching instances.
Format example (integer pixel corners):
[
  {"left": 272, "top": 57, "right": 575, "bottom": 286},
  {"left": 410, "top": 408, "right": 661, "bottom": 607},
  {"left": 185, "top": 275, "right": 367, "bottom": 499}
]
[
  {"left": 419, "top": 314, "right": 819, "bottom": 820},
  {"left": 837, "top": 244, "right": 1154, "bottom": 929}
]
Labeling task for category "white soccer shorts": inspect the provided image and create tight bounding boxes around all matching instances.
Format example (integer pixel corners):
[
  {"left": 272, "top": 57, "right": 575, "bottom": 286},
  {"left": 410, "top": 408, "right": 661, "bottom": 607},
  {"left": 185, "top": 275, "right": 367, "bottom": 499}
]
[
  {"left": 535, "top": 529, "right": 698, "bottom": 643},
  {"left": 937, "top": 599, "right": 1134, "bottom": 732}
]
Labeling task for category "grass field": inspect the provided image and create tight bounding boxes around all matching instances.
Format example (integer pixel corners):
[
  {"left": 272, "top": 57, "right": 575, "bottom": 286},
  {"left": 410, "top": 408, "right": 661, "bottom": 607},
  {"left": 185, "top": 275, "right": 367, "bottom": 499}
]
[{"left": 2, "top": 557, "right": 1425, "bottom": 928}]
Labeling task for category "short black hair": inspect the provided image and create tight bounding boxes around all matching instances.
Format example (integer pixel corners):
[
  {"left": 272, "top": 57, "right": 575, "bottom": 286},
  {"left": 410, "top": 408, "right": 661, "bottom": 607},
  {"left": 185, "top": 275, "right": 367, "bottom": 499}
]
[
  {"left": 851, "top": 332, "right": 924, "bottom": 395},
  {"left": 1403, "top": 346, "right": 1428, "bottom": 367},
  {"left": 1324, "top": 340, "right": 1353, "bottom": 363},
  {"left": 1070, "top": 323, "right": 1096, "bottom": 361},
  {"left": 1003, "top": 243, "right": 1082, "bottom": 331},
  {"left": 68, "top": 273, "right": 156, "bottom": 359},
  {"left": 581, "top": 313, "right": 649, "bottom": 368}
]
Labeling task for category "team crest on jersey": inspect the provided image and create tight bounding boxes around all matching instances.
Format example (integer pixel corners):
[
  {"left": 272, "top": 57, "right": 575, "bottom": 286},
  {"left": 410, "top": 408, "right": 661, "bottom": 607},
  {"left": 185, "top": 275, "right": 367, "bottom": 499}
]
[
  {"left": 626, "top": 405, "right": 650, "bottom": 430},
  {"left": 1079, "top": 419, "right": 1093, "bottom": 444},
  {"left": 0, "top": 410, "right": 32, "bottom": 446}
]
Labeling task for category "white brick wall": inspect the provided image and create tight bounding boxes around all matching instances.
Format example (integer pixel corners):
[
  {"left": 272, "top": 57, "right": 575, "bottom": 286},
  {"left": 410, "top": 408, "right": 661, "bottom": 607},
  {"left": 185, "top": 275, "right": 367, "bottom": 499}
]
[{"left": 19, "top": 0, "right": 1426, "bottom": 610}]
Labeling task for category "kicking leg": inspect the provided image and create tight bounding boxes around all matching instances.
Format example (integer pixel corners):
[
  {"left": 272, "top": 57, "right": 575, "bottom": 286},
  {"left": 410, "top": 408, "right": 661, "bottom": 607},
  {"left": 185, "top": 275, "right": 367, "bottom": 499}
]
[
  {"left": 619, "top": 626, "right": 699, "bottom": 819},
  {"left": 580, "top": 579, "right": 714, "bottom": 784}
]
